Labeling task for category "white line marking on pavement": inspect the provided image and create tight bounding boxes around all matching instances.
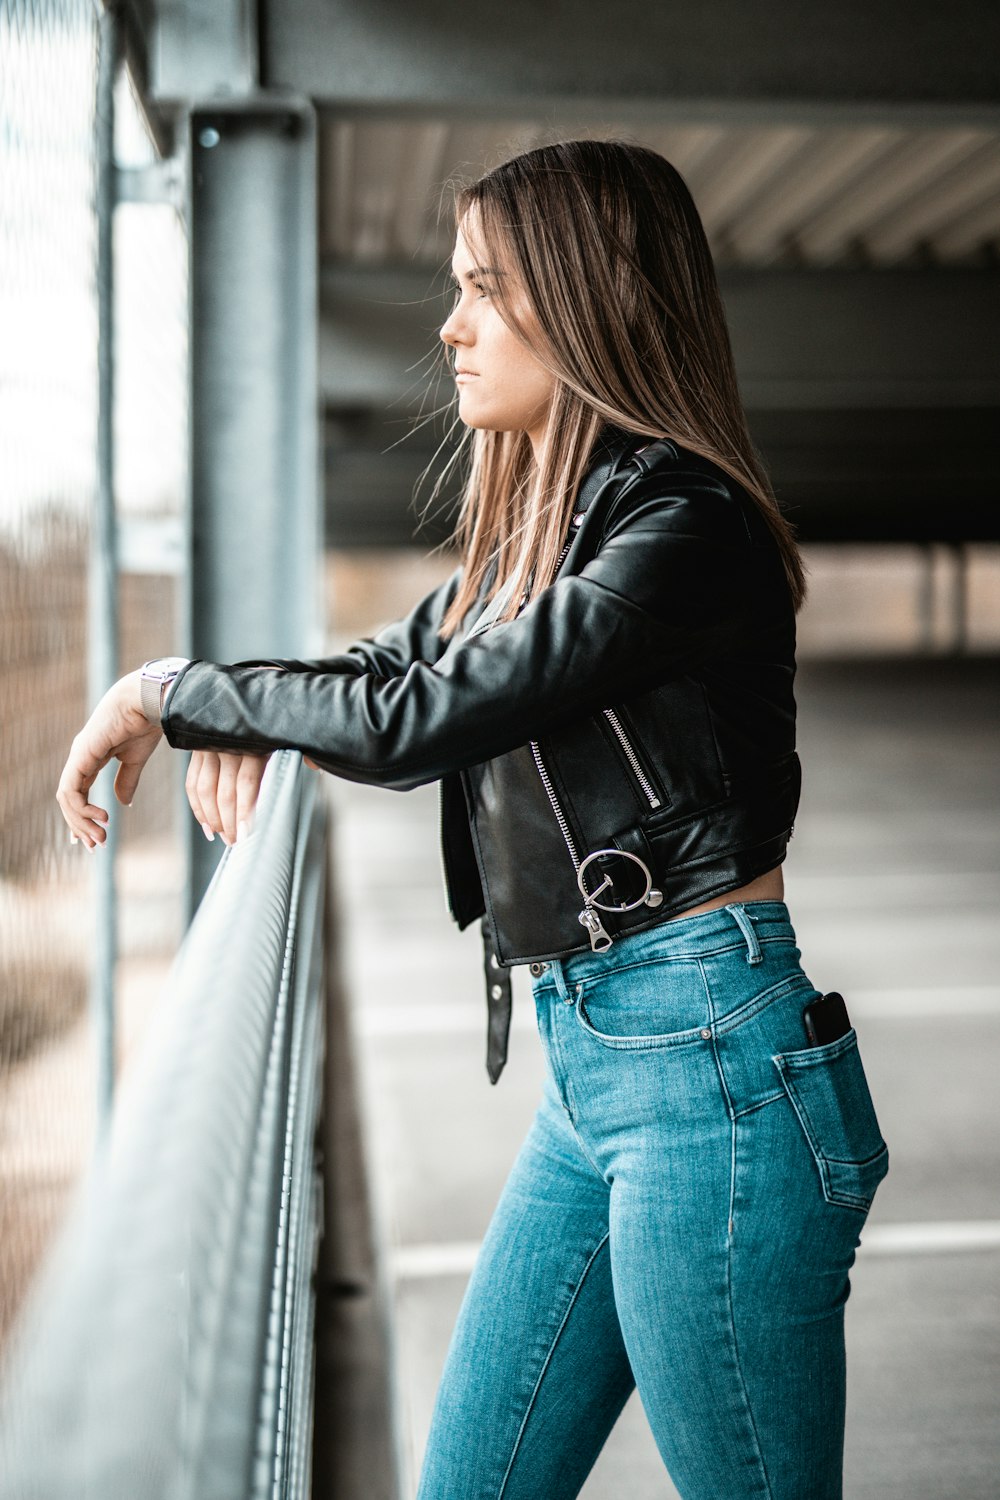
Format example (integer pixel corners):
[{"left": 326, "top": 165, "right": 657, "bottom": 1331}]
[
  {"left": 354, "top": 1004, "right": 535, "bottom": 1036},
  {"left": 859, "top": 1221, "right": 1000, "bottom": 1256},
  {"left": 847, "top": 987, "right": 1000, "bottom": 1017},
  {"left": 390, "top": 1241, "right": 482, "bottom": 1280},
  {"left": 353, "top": 988, "right": 1000, "bottom": 1036},
  {"left": 389, "top": 1222, "right": 1000, "bottom": 1281}
]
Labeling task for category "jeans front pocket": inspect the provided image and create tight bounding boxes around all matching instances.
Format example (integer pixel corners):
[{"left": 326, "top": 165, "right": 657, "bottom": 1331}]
[
  {"left": 573, "top": 956, "right": 710, "bottom": 1050},
  {"left": 771, "top": 1029, "right": 890, "bottom": 1213}
]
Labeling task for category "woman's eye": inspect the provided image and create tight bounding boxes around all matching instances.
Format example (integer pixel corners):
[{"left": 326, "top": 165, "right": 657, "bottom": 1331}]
[{"left": 448, "top": 278, "right": 490, "bottom": 305}]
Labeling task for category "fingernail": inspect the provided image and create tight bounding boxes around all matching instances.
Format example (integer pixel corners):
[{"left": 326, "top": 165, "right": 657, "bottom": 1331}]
[
  {"left": 70, "top": 834, "right": 79, "bottom": 845},
  {"left": 237, "top": 820, "right": 248, "bottom": 844},
  {"left": 201, "top": 823, "right": 215, "bottom": 842}
]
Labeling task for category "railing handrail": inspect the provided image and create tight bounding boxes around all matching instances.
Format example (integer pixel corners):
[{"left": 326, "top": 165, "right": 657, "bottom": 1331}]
[{"left": 0, "top": 750, "right": 326, "bottom": 1500}]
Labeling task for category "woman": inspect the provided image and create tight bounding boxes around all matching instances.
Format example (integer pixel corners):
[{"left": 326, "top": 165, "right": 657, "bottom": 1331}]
[{"left": 57, "top": 140, "right": 890, "bottom": 1499}]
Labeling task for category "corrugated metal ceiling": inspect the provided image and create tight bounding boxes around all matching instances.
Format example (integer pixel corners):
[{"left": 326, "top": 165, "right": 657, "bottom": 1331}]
[{"left": 320, "top": 118, "right": 1000, "bottom": 269}]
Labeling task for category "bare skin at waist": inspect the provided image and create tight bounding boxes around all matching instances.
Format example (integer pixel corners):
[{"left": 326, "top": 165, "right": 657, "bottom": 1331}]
[{"left": 667, "top": 863, "right": 784, "bottom": 923}]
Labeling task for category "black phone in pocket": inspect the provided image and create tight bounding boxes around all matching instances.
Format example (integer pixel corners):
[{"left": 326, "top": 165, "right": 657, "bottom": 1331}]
[{"left": 802, "top": 990, "right": 853, "bottom": 1047}]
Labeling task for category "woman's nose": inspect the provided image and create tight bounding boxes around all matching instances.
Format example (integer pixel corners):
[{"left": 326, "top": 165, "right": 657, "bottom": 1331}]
[{"left": 440, "top": 302, "right": 466, "bottom": 349}]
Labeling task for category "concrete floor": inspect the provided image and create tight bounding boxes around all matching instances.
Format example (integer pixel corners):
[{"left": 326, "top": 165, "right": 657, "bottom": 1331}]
[{"left": 329, "top": 656, "right": 1000, "bottom": 1500}]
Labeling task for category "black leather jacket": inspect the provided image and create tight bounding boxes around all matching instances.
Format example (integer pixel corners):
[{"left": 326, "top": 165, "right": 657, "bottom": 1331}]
[{"left": 163, "top": 428, "right": 800, "bottom": 1080}]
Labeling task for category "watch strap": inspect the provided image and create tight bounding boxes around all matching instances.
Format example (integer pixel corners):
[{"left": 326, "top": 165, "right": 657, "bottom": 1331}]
[{"left": 140, "top": 658, "right": 190, "bottom": 725}]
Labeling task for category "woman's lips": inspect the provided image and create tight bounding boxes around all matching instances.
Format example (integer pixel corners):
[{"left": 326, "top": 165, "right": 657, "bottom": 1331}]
[{"left": 455, "top": 369, "right": 479, "bottom": 382}]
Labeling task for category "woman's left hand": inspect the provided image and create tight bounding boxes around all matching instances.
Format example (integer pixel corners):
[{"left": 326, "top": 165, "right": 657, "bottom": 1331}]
[{"left": 56, "top": 668, "right": 162, "bottom": 849}]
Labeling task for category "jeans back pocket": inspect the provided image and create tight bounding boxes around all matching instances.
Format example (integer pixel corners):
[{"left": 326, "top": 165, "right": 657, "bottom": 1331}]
[{"left": 771, "top": 1029, "right": 890, "bottom": 1213}]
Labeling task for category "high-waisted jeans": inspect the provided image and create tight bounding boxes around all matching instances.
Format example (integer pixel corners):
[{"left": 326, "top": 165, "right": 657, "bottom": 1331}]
[{"left": 414, "top": 900, "right": 891, "bottom": 1500}]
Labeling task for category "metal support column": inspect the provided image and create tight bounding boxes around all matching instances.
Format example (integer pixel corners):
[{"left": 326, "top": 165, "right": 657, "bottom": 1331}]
[
  {"left": 91, "top": 1, "right": 121, "bottom": 1131},
  {"left": 944, "top": 542, "right": 969, "bottom": 655},
  {"left": 183, "top": 98, "right": 321, "bottom": 915}
]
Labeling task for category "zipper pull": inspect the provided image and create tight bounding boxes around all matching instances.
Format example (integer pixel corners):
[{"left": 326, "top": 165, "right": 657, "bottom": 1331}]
[{"left": 578, "top": 905, "right": 614, "bottom": 953}]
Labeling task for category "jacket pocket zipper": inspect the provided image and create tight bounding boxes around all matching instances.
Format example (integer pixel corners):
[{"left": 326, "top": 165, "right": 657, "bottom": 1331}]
[{"left": 601, "top": 708, "right": 662, "bottom": 809}]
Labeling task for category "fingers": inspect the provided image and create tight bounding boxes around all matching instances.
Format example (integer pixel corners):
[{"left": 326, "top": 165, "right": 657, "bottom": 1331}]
[
  {"left": 56, "top": 733, "right": 114, "bottom": 849},
  {"left": 234, "top": 754, "right": 270, "bottom": 840},
  {"left": 185, "top": 751, "right": 218, "bottom": 842},
  {"left": 186, "top": 751, "right": 270, "bottom": 846},
  {"left": 215, "top": 754, "right": 241, "bottom": 845},
  {"left": 111, "top": 730, "right": 161, "bottom": 810},
  {"left": 57, "top": 680, "right": 164, "bottom": 850},
  {"left": 57, "top": 788, "right": 111, "bottom": 850}
]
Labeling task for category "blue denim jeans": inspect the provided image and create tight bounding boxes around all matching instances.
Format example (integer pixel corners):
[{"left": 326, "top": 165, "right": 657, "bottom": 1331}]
[{"left": 414, "top": 901, "right": 890, "bottom": 1500}]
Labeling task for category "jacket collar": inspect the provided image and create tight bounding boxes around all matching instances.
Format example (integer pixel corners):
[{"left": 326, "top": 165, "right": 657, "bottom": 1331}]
[{"left": 575, "top": 425, "right": 641, "bottom": 516}]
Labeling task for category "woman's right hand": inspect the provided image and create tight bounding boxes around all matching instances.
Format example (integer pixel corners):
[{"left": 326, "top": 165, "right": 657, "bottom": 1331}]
[
  {"left": 186, "top": 750, "right": 270, "bottom": 845},
  {"left": 185, "top": 748, "right": 323, "bottom": 844}
]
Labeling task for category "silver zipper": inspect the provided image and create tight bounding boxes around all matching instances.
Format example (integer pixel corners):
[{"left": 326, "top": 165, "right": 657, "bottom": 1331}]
[
  {"left": 602, "top": 708, "right": 661, "bottom": 809},
  {"left": 530, "top": 740, "right": 581, "bottom": 871},
  {"left": 523, "top": 542, "right": 580, "bottom": 866},
  {"left": 529, "top": 738, "right": 613, "bottom": 952},
  {"left": 525, "top": 520, "right": 666, "bottom": 955}
]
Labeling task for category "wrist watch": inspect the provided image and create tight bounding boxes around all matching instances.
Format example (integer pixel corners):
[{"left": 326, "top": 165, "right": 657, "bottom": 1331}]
[{"left": 140, "top": 656, "right": 191, "bottom": 725}]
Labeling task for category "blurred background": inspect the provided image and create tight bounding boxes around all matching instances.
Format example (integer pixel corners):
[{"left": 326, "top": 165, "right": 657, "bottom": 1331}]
[{"left": 1, "top": 3, "right": 998, "bottom": 1498}]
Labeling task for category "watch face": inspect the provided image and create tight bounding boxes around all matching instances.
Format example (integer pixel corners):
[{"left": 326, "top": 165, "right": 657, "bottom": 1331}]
[{"left": 144, "top": 656, "right": 187, "bottom": 677}]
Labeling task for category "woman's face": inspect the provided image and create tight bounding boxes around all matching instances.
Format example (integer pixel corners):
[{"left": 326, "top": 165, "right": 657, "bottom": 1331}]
[{"left": 440, "top": 222, "right": 556, "bottom": 457}]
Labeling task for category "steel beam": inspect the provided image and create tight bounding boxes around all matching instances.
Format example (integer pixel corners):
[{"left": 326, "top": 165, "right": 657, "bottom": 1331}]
[{"left": 265, "top": 0, "right": 1000, "bottom": 124}]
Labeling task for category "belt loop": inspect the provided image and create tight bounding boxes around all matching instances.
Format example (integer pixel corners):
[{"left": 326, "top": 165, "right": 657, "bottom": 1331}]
[{"left": 724, "top": 902, "right": 763, "bottom": 965}]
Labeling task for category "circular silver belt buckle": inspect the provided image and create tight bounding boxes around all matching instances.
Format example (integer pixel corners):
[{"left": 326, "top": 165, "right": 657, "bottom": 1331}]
[{"left": 577, "top": 848, "right": 656, "bottom": 914}]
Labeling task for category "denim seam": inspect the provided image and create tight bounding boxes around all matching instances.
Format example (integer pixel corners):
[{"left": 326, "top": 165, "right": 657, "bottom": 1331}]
[
  {"left": 703, "top": 960, "right": 737, "bottom": 1136},
  {"left": 560, "top": 1019, "right": 607, "bottom": 1179},
  {"left": 713, "top": 974, "right": 816, "bottom": 1040},
  {"left": 726, "top": 1121, "right": 776, "bottom": 1500},
  {"left": 496, "top": 1230, "right": 613, "bottom": 1500},
  {"left": 546, "top": 998, "right": 595, "bottom": 1158},
  {"left": 731, "top": 1089, "right": 787, "bottom": 1120},
  {"left": 566, "top": 1120, "right": 607, "bottom": 1182},
  {"left": 727, "top": 1111, "right": 737, "bottom": 1238}
]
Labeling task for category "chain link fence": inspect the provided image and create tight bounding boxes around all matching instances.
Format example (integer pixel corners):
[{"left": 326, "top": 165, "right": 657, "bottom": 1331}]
[{"left": 0, "top": 0, "right": 188, "bottom": 1346}]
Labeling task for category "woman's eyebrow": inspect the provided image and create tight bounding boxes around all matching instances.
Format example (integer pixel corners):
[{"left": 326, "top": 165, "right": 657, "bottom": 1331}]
[{"left": 449, "top": 265, "right": 505, "bottom": 284}]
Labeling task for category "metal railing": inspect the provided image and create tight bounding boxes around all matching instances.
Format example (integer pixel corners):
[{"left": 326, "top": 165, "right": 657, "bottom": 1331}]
[{"left": 0, "top": 750, "right": 326, "bottom": 1500}]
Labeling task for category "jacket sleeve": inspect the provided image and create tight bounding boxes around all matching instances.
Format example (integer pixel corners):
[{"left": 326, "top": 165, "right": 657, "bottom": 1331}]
[
  {"left": 219, "top": 562, "right": 464, "bottom": 680},
  {"left": 161, "top": 467, "right": 784, "bottom": 792}
]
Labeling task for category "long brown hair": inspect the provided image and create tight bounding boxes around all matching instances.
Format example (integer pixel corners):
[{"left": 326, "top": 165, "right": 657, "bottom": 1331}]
[{"left": 436, "top": 139, "right": 806, "bottom": 639}]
